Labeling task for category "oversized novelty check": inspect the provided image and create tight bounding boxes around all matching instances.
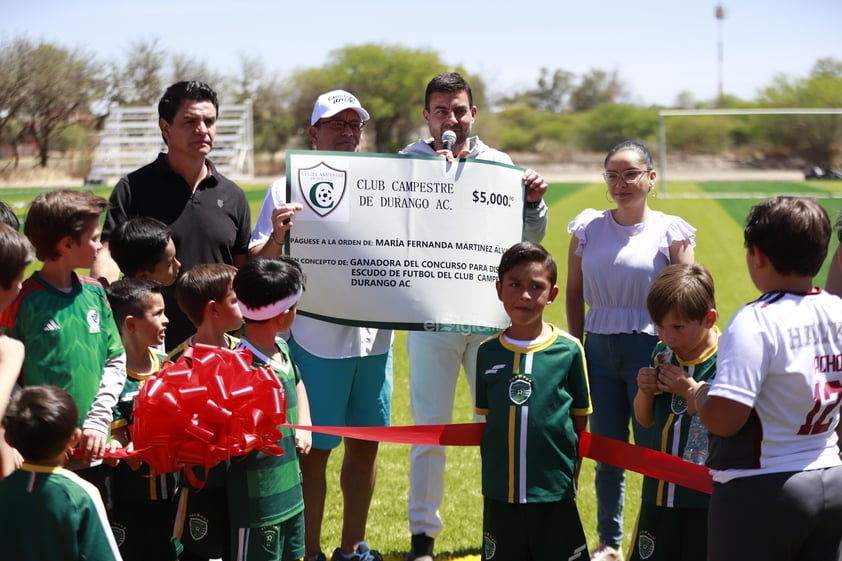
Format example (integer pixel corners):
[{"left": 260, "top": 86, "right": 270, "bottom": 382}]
[{"left": 283, "top": 150, "right": 527, "bottom": 333}]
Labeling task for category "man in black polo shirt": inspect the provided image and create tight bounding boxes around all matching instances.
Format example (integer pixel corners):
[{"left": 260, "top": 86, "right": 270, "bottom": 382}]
[{"left": 92, "top": 81, "right": 251, "bottom": 350}]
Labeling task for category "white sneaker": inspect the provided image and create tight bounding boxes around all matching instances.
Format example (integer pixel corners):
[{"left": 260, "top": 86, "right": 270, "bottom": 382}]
[{"left": 590, "top": 543, "right": 624, "bottom": 561}]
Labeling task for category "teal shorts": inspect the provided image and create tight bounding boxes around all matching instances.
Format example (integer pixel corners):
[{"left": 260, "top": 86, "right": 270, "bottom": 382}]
[{"left": 288, "top": 336, "right": 392, "bottom": 449}]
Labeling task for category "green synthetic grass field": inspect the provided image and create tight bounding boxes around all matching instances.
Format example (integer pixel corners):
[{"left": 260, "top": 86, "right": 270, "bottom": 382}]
[{"left": 3, "top": 177, "right": 842, "bottom": 560}]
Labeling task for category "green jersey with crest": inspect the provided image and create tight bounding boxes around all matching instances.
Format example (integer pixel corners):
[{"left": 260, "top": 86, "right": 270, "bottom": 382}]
[
  {"left": 476, "top": 326, "right": 592, "bottom": 503},
  {"left": 227, "top": 336, "right": 303, "bottom": 527},
  {"left": 642, "top": 338, "right": 718, "bottom": 508},
  {"left": 0, "top": 272, "right": 124, "bottom": 429}
]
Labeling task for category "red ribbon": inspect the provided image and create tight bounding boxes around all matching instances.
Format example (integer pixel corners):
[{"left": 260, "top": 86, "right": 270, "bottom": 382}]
[
  {"left": 282, "top": 422, "right": 486, "bottom": 446},
  {"left": 95, "top": 380, "right": 713, "bottom": 493},
  {"left": 281, "top": 423, "right": 713, "bottom": 494},
  {"left": 579, "top": 431, "right": 712, "bottom": 494}
]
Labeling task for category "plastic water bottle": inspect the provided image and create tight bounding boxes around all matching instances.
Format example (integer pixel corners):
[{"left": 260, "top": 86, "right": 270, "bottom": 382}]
[{"left": 683, "top": 414, "right": 708, "bottom": 465}]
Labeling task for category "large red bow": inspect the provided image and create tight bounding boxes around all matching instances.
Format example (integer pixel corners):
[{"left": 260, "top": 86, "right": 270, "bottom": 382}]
[{"left": 130, "top": 343, "right": 286, "bottom": 486}]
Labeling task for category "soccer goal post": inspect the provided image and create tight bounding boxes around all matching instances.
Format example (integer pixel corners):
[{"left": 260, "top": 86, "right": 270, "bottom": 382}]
[{"left": 657, "top": 108, "right": 842, "bottom": 196}]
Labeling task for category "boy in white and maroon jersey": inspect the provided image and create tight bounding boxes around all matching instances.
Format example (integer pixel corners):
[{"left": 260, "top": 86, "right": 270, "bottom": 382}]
[{"left": 693, "top": 196, "right": 842, "bottom": 561}]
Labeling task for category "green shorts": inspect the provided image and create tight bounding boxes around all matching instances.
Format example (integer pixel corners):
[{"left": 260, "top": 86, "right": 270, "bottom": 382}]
[
  {"left": 230, "top": 510, "right": 305, "bottom": 561},
  {"left": 111, "top": 499, "right": 179, "bottom": 561},
  {"left": 482, "top": 497, "right": 588, "bottom": 560},
  {"left": 629, "top": 504, "right": 707, "bottom": 561},
  {"left": 173, "top": 484, "right": 229, "bottom": 559}
]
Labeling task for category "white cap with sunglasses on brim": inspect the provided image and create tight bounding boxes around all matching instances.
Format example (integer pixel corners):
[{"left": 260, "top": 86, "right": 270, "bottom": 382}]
[{"left": 311, "top": 90, "right": 370, "bottom": 125}]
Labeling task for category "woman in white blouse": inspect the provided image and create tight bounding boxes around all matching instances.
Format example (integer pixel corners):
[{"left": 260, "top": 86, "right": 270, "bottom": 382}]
[{"left": 566, "top": 140, "right": 696, "bottom": 561}]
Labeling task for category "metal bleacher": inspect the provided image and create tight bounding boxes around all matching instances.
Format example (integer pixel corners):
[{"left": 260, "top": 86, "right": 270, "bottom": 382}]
[{"left": 87, "top": 102, "right": 254, "bottom": 185}]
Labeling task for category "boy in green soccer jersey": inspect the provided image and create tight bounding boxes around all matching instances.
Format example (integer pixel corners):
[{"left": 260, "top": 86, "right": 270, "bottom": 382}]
[
  {"left": 105, "top": 278, "right": 179, "bottom": 561},
  {"left": 168, "top": 262, "right": 243, "bottom": 561},
  {"left": 631, "top": 264, "right": 719, "bottom": 561},
  {"left": 229, "top": 257, "right": 313, "bottom": 561},
  {"left": 0, "top": 190, "right": 126, "bottom": 493},
  {"left": 108, "top": 217, "right": 181, "bottom": 287},
  {"left": 0, "top": 385, "right": 121, "bottom": 561},
  {"left": 475, "top": 241, "right": 592, "bottom": 561}
]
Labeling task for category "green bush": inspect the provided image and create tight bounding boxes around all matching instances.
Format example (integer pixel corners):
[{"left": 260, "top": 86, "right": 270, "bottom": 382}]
[
  {"left": 496, "top": 128, "right": 535, "bottom": 152},
  {"left": 484, "top": 105, "right": 577, "bottom": 153},
  {"left": 578, "top": 104, "right": 659, "bottom": 151},
  {"left": 666, "top": 115, "right": 739, "bottom": 154}
]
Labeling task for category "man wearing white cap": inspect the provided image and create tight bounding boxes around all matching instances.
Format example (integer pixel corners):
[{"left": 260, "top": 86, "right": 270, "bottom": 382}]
[{"left": 249, "top": 90, "right": 390, "bottom": 561}]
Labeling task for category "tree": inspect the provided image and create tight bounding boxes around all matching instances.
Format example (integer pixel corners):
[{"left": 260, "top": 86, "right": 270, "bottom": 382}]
[
  {"left": 811, "top": 58, "right": 842, "bottom": 80},
  {"left": 757, "top": 57, "right": 842, "bottom": 169},
  {"left": 324, "top": 43, "right": 443, "bottom": 153},
  {"left": 107, "top": 38, "right": 166, "bottom": 106},
  {"left": 501, "top": 68, "right": 575, "bottom": 113},
  {"left": 534, "top": 68, "right": 575, "bottom": 112},
  {"left": 252, "top": 72, "right": 298, "bottom": 154},
  {"left": 483, "top": 105, "right": 576, "bottom": 153},
  {"left": 225, "top": 55, "right": 295, "bottom": 155},
  {"left": 570, "top": 68, "right": 629, "bottom": 112},
  {"left": 673, "top": 91, "right": 696, "bottom": 110},
  {"left": 579, "top": 103, "right": 658, "bottom": 151},
  {"left": 0, "top": 38, "right": 33, "bottom": 167},
  {"left": 665, "top": 114, "right": 744, "bottom": 154},
  {"left": 0, "top": 120, "right": 25, "bottom": 170},
  {"left": 231, "top": 53, "right": 265, "bottom": 104},
  {"left": 19, "top": 42, "right": 105, "bottom": 167},
  {"left": 288, "top": 44, "right": 465, "bottom": 152},
  {"left": 170, "top": 54, "right": 228, "bottom": 97}
]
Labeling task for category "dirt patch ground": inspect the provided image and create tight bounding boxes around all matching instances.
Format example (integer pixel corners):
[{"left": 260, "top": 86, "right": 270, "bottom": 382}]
[{"left": 0, "top": 168, "right": 84, "bottom": 188}]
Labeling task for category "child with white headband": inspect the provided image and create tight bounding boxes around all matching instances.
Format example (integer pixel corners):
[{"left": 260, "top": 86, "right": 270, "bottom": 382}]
[{"left": 229, "top": 256, "right": 313, "bottom": 561}]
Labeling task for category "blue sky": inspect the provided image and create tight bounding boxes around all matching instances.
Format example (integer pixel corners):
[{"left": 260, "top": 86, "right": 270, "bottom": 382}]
[{"left": 3, "top": 0, "right": 840, "bottom": 107}]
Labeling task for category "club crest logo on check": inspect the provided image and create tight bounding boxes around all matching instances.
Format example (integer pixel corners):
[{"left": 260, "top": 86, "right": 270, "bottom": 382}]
[{"left": 298, "top": 161, "right": 347, "bottom": 217}]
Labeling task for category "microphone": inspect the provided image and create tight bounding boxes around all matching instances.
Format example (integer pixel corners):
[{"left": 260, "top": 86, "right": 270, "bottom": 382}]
[{"left": 441, "top": 130, "right": 457, "bottom": 152}]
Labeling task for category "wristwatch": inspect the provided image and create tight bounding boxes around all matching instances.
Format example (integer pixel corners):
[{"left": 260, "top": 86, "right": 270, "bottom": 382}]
[{"left": 525, "top": 199, "right": 543, "bottom": 209}]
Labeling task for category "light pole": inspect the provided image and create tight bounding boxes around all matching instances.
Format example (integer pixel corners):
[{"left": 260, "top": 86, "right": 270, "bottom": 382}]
[{"left": 716, "top": 4, "right": 726, "bottom": 106}]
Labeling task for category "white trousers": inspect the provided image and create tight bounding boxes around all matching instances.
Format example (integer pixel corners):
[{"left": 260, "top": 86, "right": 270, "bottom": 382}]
[{"left": 407, "top": 330, "right": 484, "bottom": 538}]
